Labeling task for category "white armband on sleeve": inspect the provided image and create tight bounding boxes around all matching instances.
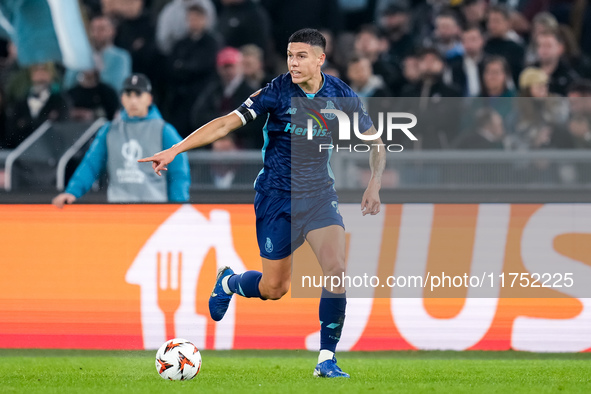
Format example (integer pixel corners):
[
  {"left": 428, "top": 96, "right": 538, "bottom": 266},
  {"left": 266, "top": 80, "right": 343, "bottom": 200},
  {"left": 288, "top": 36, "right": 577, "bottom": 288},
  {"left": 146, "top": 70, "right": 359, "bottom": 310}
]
[{"left": 232, "top": 106, "right": 257, "bottom": 126}]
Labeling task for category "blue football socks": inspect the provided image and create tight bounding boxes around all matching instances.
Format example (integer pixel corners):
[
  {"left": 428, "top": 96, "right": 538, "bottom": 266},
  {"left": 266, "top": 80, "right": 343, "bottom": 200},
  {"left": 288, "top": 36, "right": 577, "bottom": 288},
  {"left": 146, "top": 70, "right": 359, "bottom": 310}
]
[
  {"left": 319, "top": 288, "right": 347, "bottom": 353},
  {"left": 227, "top": 271, "right": 263, "bottom": 298}
]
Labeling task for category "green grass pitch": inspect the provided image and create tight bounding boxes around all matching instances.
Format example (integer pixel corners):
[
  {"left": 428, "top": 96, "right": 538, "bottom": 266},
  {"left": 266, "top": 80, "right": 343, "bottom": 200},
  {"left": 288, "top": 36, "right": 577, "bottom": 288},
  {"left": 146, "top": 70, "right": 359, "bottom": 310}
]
[{"left": 1, "top": 349, "right": 591, "bottom": 393}]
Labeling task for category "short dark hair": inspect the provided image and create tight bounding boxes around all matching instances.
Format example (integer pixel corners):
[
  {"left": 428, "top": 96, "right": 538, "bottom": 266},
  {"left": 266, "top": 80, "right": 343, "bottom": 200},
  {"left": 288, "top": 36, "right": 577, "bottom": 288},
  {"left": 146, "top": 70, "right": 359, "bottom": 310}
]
[
  {"left": 288, "top": 28, "right": 326, "bottom": 51},
  {"left": 488, "top": 4, "right": 511, "bottom": 20},
  {"left": 417, "top": 46, "right": 444, "bottom": 62},
  {"left": 481, "top": 55, "right": 511, "bottom": 96},
  {"left": 463, "top": 0, "right": 485, "bottom": 6},
  {"left": 436, "top": 8, "right": 462, "bottom": 27},
  {"left": 537, "top": 29, "right": 564, "bottom": 44},
  {"left": 483, "top": 55, "right": 510, "bottom": 75},
  {"left": 463, "top": 24, "right": 484, "bottom": 35},
  {"left": 382, "top": 4, "right": 409, "bottom": 16}
]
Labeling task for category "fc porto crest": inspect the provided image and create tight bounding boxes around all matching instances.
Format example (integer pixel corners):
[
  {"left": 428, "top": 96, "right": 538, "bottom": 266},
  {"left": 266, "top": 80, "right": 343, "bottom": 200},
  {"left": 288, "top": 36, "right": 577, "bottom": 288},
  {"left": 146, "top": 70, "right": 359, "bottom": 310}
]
[
  {"left": 265, "top": 237, "right": 273, "bottom": 253},
  {"left": 323, "top": 101, "right": 337, "bottom": 120}
]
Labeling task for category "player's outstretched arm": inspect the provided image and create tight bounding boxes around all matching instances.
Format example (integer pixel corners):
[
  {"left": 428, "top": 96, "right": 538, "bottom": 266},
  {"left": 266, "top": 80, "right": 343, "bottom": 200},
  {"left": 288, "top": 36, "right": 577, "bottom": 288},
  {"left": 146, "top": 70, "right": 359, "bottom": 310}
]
[
  {"left": 361, "top": 126, "right": 386, "bottom": 216},
  {"left": 138, "top": 112, "right": 243, "bottom": 176}
]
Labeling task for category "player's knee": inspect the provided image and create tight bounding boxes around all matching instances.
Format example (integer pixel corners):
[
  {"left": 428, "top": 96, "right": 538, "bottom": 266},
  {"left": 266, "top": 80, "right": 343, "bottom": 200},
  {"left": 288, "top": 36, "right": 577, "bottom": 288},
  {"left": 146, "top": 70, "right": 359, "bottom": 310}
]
[
  {"left": 260, "top": 281, "right": 290, "bottom": 300},
  {"left": 322, "top": 260, "right": 346, "bottom": 278},
  {"left": 318, "top": 249, "right": 346, "bottom": 277}
]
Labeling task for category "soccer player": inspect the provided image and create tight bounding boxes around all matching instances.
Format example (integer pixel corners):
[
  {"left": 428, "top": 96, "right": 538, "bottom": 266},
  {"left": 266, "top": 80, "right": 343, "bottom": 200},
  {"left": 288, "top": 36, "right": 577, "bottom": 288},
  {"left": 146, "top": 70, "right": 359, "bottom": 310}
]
[{"left": 139, "top": 28, "right": 385, "bottom": 378}]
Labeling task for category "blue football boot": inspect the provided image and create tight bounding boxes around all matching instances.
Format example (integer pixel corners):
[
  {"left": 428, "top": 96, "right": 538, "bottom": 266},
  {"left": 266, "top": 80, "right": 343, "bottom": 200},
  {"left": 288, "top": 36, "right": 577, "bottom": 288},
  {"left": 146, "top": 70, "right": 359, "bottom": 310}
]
[
  {"left": 208, "top": 266, "right": 234, "bottom": 321},
  {"left": 313, "top": 357, "right": 350, "bottom": 378}
]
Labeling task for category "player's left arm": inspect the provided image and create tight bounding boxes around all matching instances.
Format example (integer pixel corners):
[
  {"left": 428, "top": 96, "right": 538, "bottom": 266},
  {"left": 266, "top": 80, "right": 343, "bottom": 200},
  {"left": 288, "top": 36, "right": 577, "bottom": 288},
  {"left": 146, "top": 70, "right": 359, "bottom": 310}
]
[
  {"left": 139, "top": 112, "right": 243, "bottom": 176},
  {"left": 361, "top": 125, "right": 385, "bottom": 216}
]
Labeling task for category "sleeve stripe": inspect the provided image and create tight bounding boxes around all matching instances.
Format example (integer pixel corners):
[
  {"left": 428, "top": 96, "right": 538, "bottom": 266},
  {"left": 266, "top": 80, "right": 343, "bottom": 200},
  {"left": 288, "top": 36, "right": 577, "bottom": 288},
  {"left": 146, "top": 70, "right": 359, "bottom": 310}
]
[
  {"left": 247, "top": 108, "right": 257, "bottom": 121},
  {"left": 232, "top": 109, "right": 247, "bottom": 126}
]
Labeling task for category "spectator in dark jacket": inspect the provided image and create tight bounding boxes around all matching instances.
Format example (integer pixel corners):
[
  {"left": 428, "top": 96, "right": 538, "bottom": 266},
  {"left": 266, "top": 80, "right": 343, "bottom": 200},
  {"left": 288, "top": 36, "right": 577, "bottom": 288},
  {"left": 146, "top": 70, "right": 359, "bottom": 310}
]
[
  {"left": 241, "top": 44, "right": 273, "bottom": 90},
  {"left": 191, "top": 47, "right": 264, "bottom": 149},
  {"left": 67, "top": 70, "right": 120, "bottom": 121},
  {"left": 347, "top": 55, "right": 392, "bottom": 100},
  {"left": 354, "top": 24, "right": 402, "bottom": 94},
  {"left": 461, "top": 0, "right": 488, "bottom": 32},
  {"left": 399, "top": 47, "right": 462, "bottom": 149},
  {"left": 346, "top": 55, "right": 392, "bottom": 144},
  {"left": 509, "top": 66, "right": 570, "bottom": 150},
  {"left": 166, "top": 4, "right": 219, "bottom": 133},
  {"left": 429, "top": 9, "right": 464, "bottom": 60},
  {"left": 484, "top": 5, "right": 525, "bottom": 85},
  {"left": 480, "top": 56, "right": 516, "bottom": 98},
  {"left": 156, "top": 0, "right": 216, "bottom": 56},
  {"left": 399, "top": 53, "right": 421, "bottom": 92},
  {"left": 448, "top": 26, "right": 486, "bottom": 96},
  {"left": 567, "top": 79, "right": 591, "bottom": 117},
  {"left": 111, "top": 0, "right": 161, "bottom": 93},
  {"left": 262, "top": 0, "right": 342, "bottom": 56},
  {"left": 476, "top": 56, "right": 517, "bottom": 121},
  {"left": 454, "top": 107, "right": 506, "bottom": 149},
  {"left": 524, "top": 11, "right": 559, "bottom": 66},
  {"left": 5, "top": 63, "right": 68, "bottom": 148},
  {"left": 567, "top": 114, "right": 591, "bottom": 149},
  {"left": 379, "top": 4, "right": 415, "bottom": 67},
  {"left": 400, "top": 47, "right": 462, "bottom": 99},
  {"left": 217, "top": 0, "right": 271, "bottom": 56},
  {"left": 558, "top": 25, "right": 591, "bottom": 80},
  {"left": 535, "top": 30, "right": 580, "bottom": 96}
]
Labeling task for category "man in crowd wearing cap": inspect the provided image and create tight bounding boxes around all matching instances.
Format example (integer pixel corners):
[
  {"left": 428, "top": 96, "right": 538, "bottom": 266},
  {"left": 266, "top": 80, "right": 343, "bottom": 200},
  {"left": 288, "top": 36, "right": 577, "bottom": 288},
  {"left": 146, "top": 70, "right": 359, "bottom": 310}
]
[
  {"left": 191, "top": 46, "right": 263, "bottom": 149},
  {"left": 52, "top": 73, "right": 190, "bottom": 207}
]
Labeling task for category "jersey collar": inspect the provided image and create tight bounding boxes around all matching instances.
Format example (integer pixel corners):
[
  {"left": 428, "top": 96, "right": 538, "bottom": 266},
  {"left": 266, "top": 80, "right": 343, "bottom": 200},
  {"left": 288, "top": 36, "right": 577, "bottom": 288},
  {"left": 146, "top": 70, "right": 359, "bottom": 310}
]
[{"left": 296, "top": 72, "right": 326, "bottom": 98}]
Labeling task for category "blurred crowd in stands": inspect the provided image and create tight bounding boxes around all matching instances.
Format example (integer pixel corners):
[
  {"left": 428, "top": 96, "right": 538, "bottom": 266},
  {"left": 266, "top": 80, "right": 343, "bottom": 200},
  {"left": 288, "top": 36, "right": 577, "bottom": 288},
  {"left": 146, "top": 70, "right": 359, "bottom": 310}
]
[{"left": 1, "top": 0, "right": 591, "bottom": 152}]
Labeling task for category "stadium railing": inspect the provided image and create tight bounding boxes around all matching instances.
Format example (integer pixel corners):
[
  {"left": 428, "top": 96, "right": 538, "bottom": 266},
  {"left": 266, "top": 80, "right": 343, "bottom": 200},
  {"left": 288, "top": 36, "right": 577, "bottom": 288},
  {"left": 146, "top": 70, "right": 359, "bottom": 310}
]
[
  {"left": 331, "top": 150, "right": 591, "bottom": 190},
  {"left": 0, "top": 149, "right": 11, "bottom": 169},
  {"left": 188, "top": 149, "right": 591, "bottom": 190},
  {"left": 4, "top": 144, "right": 591, "bottom": 203},
  {"left": 3, "top": 119, "right": 106, "bottom": 192}
]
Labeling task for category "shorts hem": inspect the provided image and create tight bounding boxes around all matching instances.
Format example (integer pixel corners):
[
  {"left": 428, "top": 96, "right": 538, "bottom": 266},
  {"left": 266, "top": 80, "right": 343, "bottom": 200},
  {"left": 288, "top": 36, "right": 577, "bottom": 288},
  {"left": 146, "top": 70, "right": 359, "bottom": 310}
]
[
  {"left": 303, "top": 221, "right": 345, "bottom": 240},
  {"left": 259, "top": 251, "right": 293, "bottom": 260}
]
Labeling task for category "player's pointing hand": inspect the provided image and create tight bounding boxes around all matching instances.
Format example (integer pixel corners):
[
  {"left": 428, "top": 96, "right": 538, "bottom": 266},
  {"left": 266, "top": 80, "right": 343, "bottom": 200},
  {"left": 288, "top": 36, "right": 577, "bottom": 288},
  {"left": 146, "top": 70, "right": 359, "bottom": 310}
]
[{"left": 138, "top": 148, "right": 177, "bottom": 176}]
